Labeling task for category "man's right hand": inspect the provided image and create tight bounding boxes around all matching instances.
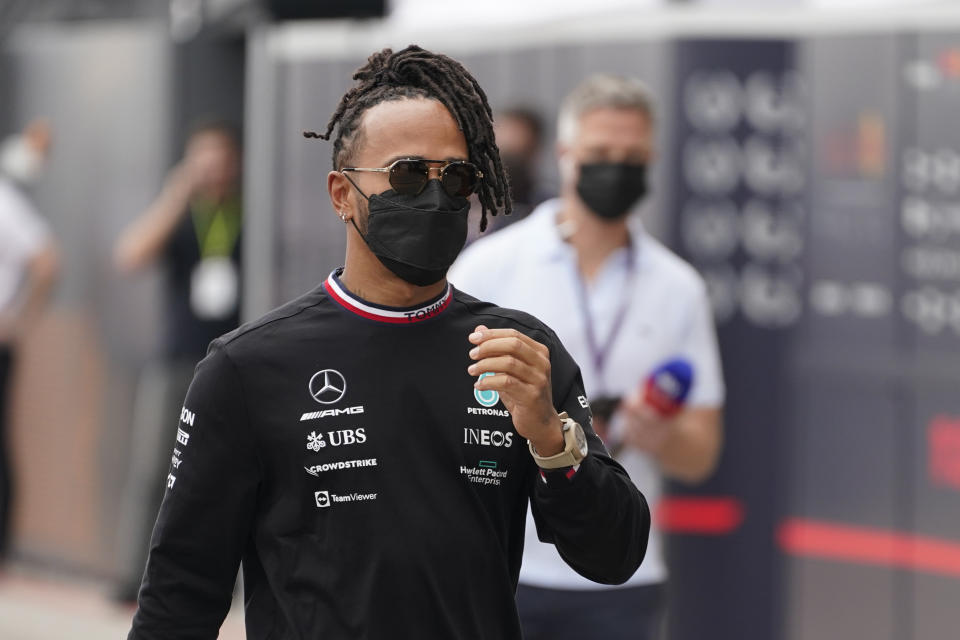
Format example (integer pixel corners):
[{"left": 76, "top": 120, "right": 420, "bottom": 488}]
[
  {"left": 163, "top": 159, "right": 202, "bottom": 204},
  {"left": 113, "top": 158, "right": 198, "bottom": 273}
]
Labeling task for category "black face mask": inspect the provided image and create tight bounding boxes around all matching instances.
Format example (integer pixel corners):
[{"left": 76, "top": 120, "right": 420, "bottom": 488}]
[
  {"left": 575, "top": 162, "right": 648, "bottom": 220},
  {"left": 350, "top": 179, "right": 470, "bottom": 287}
]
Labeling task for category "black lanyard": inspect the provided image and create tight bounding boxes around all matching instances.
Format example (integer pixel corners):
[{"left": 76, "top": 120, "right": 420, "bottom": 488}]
[{"left": 571, "top": 243, "right": 637, "bottom": 396}]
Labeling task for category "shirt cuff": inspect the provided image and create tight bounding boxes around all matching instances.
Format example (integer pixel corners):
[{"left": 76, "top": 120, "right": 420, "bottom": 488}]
[{"left": 537, "top": 464, "right": 581, "bottom": 487}]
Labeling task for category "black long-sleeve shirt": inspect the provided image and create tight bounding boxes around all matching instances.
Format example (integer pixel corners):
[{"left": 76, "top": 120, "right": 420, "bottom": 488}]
[{"left": 129, "top": 268, "right": 649, "bottom": 639}]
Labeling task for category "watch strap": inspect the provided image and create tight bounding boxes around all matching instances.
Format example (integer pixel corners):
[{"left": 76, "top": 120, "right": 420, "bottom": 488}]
[{"left": 529, "top": 412, "right": 587, "bottom": 469}]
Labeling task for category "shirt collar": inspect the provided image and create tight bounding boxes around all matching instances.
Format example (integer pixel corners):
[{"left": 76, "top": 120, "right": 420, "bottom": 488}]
[{"left": 323, "top": 268, "right": 453, "bottom": 324}]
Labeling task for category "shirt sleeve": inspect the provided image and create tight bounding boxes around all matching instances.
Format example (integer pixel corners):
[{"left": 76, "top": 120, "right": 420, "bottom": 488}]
[
  {"left": 527, "top": 330, "right": 651, "bottom": 585},
  {"left": 129, "top": 343, "right": 261, "bottom": 640},
  {"left": 0, "top": 182, "right": 49, "bottom": 260},
  {"left": 681, "top": 279, "right": 725, "bottom": 408}
]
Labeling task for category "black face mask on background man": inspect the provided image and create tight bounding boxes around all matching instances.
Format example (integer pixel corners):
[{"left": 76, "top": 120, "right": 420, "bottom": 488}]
[
  {"left": 575, "top": 161, "right": 648, "bottom": 220},
  {"left": 350, "top": 179, "right": 470, "bottom": 287}
]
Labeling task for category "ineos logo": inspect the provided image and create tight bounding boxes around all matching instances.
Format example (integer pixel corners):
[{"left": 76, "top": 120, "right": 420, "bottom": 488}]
[{"left": 309, "top": 369, "right": 347, "bottom": 405}]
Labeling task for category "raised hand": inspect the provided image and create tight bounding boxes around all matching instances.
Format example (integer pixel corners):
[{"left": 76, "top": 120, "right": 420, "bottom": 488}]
[{"left": 467, "top": 325, "right": 564, "bottom": 457}]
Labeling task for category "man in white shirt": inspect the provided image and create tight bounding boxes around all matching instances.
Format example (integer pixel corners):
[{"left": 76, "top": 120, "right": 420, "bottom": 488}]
[
  {"left": 0, "top": 120, "right": 59, "bottom": 561},
  {"left": 450, "top": 74, "right": 725, "bottom": 639}
]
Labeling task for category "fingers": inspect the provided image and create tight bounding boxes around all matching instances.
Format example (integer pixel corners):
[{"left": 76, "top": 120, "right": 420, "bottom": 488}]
[
  {"left": 619, "top": 389, "right": 646, "bottom": 415},
  {"left": 467, "top": 325, "right": 551, "bottom": 404},
  {"left": 469, "top": 325, "right": 549, "bottom": 355},
  {"left": 473, "top": 371, "right": 538, "bottom": 399},
  {"left": 620, "top": 397, "right": 661, "bottom": 429},
  {"left": 468, "top": 326, "right": 550, "bottom": 369},
  {"left": 467, "top": 325, "right": 560, "bottom": 441},
  {"left": 638, "top": 404, "right": 660, "bottom": 422},
  {"left": 620, "top": 394, "right": 640, "bottom": 414},
  {"left": 468, "top": 344, "right": 546, "bottom": 380},
  {"left": 469, "top": 355, "right": 546, "bottom": 390},
  {"left": 166, "top": 161, "right": 198, "bottom": 196}
]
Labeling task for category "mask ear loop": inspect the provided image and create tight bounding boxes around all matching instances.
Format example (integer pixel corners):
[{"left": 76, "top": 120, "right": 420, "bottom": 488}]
[
  {"left": 341, "top": 162, "right": 431, "bottom": 197},
  {"left": 349, "top": 217, "right": 365, "bottom": 238},
  {"left": 340, "top": 171, "right": 371, "bottom": 201},
  {"left": 339, "top": 171, "right": 371, "bottom": 238}
]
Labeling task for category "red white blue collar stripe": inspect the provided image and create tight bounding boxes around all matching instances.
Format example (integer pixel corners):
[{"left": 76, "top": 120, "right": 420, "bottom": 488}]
[{"left": 323, "top": 270, "right": 453, "bottom": 324}]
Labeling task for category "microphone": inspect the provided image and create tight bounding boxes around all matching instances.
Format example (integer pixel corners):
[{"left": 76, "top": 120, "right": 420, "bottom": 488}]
[{"left": 643, "top": 358, "right": 694, "bottom": 417}]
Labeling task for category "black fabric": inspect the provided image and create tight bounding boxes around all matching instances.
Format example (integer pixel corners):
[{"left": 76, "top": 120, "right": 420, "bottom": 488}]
[
  {"left": 129, "top": 281, "right": 650, "bottom": 639},
  {"left": 162, "top": 213, "right": 242, "bottom": 359},
  {"left": 575, "top": 162, "right": 648, "bottom": 220},
  {"left": 516, "top": 582, "right": 665, "bottom": 639},
  {"left": 113, "top": 359, "right": 199, "bottom": 595},
  {"left": 0, "top": 345, "right": 12, "bottom": 558},
  {"left": 361, "top": 180, "right": 470, "bottom": 286}
]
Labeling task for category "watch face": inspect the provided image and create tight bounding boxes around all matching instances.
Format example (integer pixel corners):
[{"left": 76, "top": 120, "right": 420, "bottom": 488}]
[{"left": 574, "top": 424, "right": 588, "bottom": 456}]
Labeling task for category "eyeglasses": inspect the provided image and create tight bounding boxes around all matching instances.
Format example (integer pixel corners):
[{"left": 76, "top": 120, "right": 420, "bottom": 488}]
[{"left": 341, "top": 158, "right": 483, "bottom": 198}]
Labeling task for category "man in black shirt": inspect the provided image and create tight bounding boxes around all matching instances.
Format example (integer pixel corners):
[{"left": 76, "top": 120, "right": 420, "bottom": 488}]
[
  {"left": 113, "top": 121, "right": 243, "bottom": 602},
  {"left": 129, "top": 46, "right": 649, "bottom": 639},
  {"left": 115, "top": 120, "right": 243, "bottom": 356}
]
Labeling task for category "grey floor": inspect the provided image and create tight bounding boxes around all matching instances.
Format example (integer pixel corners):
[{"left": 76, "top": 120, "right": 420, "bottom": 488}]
[{"left": 0, "top": 563, "right": 246, "bottom": 639}]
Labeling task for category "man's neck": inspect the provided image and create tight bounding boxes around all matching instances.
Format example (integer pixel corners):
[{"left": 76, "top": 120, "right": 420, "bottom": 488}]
[
  {"left": 558, "top": 196, "right": 631, "bottom": 282},
  {"left": 340, "top": 240, "right": 447, "bottom": 307}
]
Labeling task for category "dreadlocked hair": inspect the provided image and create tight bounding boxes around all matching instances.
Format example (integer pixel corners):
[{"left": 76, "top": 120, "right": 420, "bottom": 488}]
[{"left": 303, "top": 45, "right": 511, "bottom": 231}]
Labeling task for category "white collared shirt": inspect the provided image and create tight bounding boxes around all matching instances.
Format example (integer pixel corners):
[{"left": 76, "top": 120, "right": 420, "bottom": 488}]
[
  {"left": 449, "top": 198, "right": 725, "bottom": 589},
  {"left": 0, "top": 177, "right": 49, "bottom": 315}
]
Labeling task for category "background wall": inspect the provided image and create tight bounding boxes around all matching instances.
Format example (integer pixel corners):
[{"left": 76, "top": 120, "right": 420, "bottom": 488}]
[
  {"left": 2, "top": 22, "right": 172, "bottom": 572},
  {"left": 1, "top": 20, "right": 246, "bottom": 576}
]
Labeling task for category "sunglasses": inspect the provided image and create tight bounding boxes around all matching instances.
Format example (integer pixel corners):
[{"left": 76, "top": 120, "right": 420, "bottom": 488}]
[{"left": 341, "top": 158, "right": 483, "bottom": 198}]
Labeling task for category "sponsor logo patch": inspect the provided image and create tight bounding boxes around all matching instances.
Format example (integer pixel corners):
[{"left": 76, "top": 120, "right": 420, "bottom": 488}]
[
  {"left": 309, "top": 369, "right": 347, "bottom": 405},
  {"left": 305, "top": 458, "right": 378, "bottom": 476},
  {"left": 306, "top": 429, "right": 368, "bottom": 451},
  {"left": 463, "top": 428, "right": 514, "bottom": 448},
  {"left": 460, "top": 461, "right": 509, "bottom": 487},
  {"left": 314, "top": 489, "right": 378, "bottom": 508},
  {"left": 474, "top": 372, "right": 500, "bottom": 408},
  {"left": 301, "top": 406, "right": 364, "bottom": 421},
  {"left": 466, "top": 406, "right": 510, "bottom": 417}
]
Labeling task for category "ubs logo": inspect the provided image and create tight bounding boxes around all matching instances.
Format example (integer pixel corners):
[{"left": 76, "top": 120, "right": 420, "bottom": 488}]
[
  {"left": 474, "top": 372, "right": 500, "bottom": 408},
  {"left": 309, "top": 369, "right": 346, "bottom": 405}
]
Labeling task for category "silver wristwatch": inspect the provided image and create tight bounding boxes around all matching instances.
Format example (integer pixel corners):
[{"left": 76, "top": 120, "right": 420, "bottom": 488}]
[{"left": 528, "top": 412, "right": 589, "bottom": 469}]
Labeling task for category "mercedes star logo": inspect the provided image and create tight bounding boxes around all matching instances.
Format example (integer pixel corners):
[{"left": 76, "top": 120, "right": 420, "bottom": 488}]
[{"left": 309, "top": 369, "right": 347, "bottom": 405}]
